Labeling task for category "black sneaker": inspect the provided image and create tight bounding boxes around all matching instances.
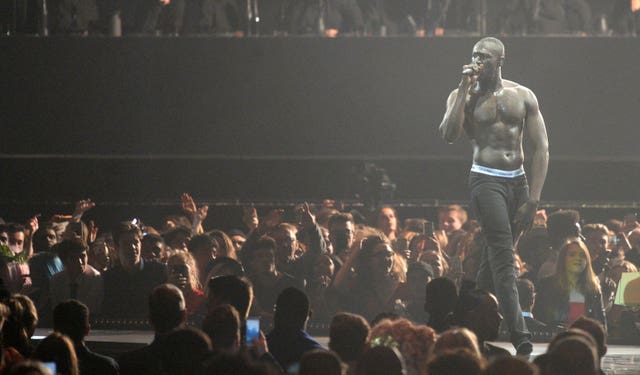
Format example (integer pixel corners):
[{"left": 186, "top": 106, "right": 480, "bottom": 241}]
[{"left": 516, "top": 341, "right": 533, "bottom": 356}]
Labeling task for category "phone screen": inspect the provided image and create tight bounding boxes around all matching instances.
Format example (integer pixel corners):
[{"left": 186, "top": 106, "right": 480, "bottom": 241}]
[
  {"left": 246, "top": 317, "right": 260, "bottom": 346},
  {"left": 43, "top": 362, "right": 57, "bottom": 373},
  {"left": 425, "top": 221, "right": 435, "bottom": 237}
]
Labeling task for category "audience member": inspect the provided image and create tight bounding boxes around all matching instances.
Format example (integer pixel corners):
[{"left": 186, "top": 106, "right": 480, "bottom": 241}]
[
  {"left": 534, "top": 238, "right": 606, "bottom": 329},
  {"left": 167, "top": 251, "right": 205, "bottom": 317},
  {"left": 432, "top": 327, "right": 482, "bottom": 358},
  {"left": 454, "top": 289, "right": 510, "bottom": 359},
  {"left": 52, "top": 300, "right": 119, "bottom": 375},
  {"left": 425, "top": 277, "right": 457, "bottom": 333},
  {"left": 438, "top": 205, "right": 467, "bottom": 235},
  {"left": 355, "top": 346, "right": 406, "bottom": 375},
  {"left": 483, "top": 355, "right": 538, "bottom": 375},
  {"left": 569, "top": 316, "right": 607, "bottom": 373},
  {"left": 333, "top": 235, "right": 403, "bottom": 320},
  {"left": 3, "top": 295, "right": 38, "bottom": 357},
  {"left": 368, "top": 318, "right": 436, "bottom": 375},
  {"left": 164, "top": 226, "right": 192, "bottom": 252},
  {"left": 306, "top": 254, "right": 337, "bottom": 321},
  {"left": 401, "top": 261, "right": 433, "bottom": 322},
  {"left": 328, "top": 213, "right": 356, "bottom": 266},
  {"left": 49, "top": 239, "right": 103, "bottom": 315},
  {"left": 141, "top": 233, "right": 165, "bottom": 262},
  {"left": 328, "top": 312, "right": 370, "bottom": 371},
  {"left": 298, "top": 349, "right": 344, "bottom": 375},
  {"left": 202, "top": 304, "right": 241, "bottom": 353},
  {"left": 583, "top": 224, "right": 614, "bottom": 276},
  {"left": 87, "top": 241, "right": 111, "bottom": 273},
  {"left": 516, "top": 227, "right": 549, "bottom": 280},
  {"left": 625, "top": 228, "right": 640, "bottom": 268},
  {"left": 242, "top": 237, "right": 303, "bottom": 317},
  {"left": 27, "top": 246, "right": 63, "bottom": 324},
  {"left": 188, "top": 233, "right": 219, "bottom": 287},
  {"left": 209, "top": 230, "right": 238, "bottom": 261},
  {"left": 266, "top": 287, "right": 325, "bottom": 372},
  {"left": 102, "top": 222, "right": 167, "bottom": 319},
  {"left": 118, "top": 284, "right": 186, "bottom": 375},
  {"left": 538, "top": 209, "right": 581, "bottom": 280},
  {"left": 515, "top": 278, "right": 547, "bottom": 331},
  {"left": 374, "top": 206, "right": 399, "bottom": 241},
  {"left": 205, "top": 257, "right": 245, "bottom": 280},
  {"left": 0, "top": 224, "right": 32, "bottom": 294},
  {"left": 31, "top": 226, "right": 58, "bottom": 254},
  {"left": 425, "top": 348, "right": 485, "bottom": 375},
  {"left": 228, "top": 229, "right": 247, "bottom": 254},
  {"left": 546, "top": 334, "right": 599, "bottom": 375},
  {"left": 159, "top": 327, "right": 212, "bottom": 375},
  {"left": 200, "top": 350, "right": 279, "bottom": 375},
  {"left": 32, "top": 332, "right": 79, "bottom": 375},
  {"left": 206, "top": 275, "right": 253, "bottom": 321}
]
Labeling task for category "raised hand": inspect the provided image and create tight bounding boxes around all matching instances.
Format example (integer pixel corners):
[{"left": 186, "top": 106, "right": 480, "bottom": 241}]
[
  {"left": 295, "top": 202, "right": 315, "bottom": 229},
  {"left": 181, "top": 193, "right": 197, "bottom": 217},
  {"left": 26, "top": 214, "right": 40, "bottom": 236},
  {"left": 73, "top": 199, "right": 95, "bottom": 221}
]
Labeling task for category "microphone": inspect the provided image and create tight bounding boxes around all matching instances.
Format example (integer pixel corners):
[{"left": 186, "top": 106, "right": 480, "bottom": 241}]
[{"left": 462, "top": 67, "right": 477, "bottom": 76}]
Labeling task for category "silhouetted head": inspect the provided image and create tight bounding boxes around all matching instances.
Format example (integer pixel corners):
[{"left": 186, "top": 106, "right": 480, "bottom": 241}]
[
  {"left": 329, "top": 312, "right": 370, "bottom": 363},
  {"left": 207, "top": 275, "right": 253, "bottom": 320},
  {"left": 53, "top": 300, "right": 90, "bottom": 343},
  {"left": 274, "top": 287, "right": 310, "bottom": 330},
  {"left": 148, "top": 284, "right": 186, "bottom": 334},
  {"left": 356, "top": 346, "right": 406, "bottom": 375}
]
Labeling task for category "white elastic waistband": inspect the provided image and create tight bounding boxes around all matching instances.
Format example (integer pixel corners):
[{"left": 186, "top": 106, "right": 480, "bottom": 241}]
[{"left": 471, "top": 163, "right": 525, "bottom": 178}]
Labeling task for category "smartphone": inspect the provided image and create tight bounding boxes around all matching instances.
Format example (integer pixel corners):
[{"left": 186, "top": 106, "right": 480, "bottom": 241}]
[
  {"left": 396, "top": 238, "right": 408, "bottom": 251},
  {"left": 43, "top": 362, "right": 57, "bottom": 373},
  {"left": 423, "top": 221, "right": 435, "bottom": 237},
  {"left": 246, "top": 317, "right": 260, "bottom": 346}
]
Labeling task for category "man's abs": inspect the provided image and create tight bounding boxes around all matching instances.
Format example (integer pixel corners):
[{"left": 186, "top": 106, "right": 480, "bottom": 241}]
[{"left": 472, "top": 143, "right": 524, "bottom": 171}]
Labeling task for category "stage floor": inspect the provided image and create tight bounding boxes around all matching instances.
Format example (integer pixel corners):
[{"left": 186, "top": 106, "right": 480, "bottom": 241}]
[{"left": 33, "top": 329, "right": 640, "bottom": 374}]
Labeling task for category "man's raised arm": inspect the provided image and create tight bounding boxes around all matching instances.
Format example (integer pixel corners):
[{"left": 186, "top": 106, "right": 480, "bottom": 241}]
[{"left": 439, "top": 74, "right": 474, "bottom": 143}]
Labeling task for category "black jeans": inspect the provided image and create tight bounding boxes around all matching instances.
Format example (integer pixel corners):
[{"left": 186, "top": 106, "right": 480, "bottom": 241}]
[{"left": 469, "top": 172, "right": 531, "bottom": 346}]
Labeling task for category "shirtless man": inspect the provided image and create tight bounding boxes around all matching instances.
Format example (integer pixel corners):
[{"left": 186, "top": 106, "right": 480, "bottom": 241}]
[{"left": 439, "top": 37, "right": 549, "bottom": 355}]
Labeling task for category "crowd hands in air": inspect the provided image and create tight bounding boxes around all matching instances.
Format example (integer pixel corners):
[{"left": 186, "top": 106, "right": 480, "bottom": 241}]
[
  {"left": 0, "top": 195, "right": 638, "bottom": 374},
  {"left": 4, "top": 0, "right": 640, "bottom": 37}
]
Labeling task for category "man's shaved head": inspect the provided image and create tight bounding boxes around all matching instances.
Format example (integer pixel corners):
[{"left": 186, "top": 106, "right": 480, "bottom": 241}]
[{"left": 475, "top": 37, "right": 505, "bottom": 60}]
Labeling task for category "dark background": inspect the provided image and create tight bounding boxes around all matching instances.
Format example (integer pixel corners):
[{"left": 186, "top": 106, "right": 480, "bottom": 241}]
[{"left": 2, "top": 36, "right": 639, "bottom": 224}]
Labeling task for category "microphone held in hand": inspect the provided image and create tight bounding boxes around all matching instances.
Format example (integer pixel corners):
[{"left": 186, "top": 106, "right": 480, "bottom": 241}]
[
  {"left": 462, "top": 63, "right": 480, "bottom": 76},
  {"left": 462, "top": 66, "right": 477, "bottom": 76}
]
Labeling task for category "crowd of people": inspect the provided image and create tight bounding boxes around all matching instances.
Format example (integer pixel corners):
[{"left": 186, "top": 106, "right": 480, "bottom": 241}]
[
  {"left": 0, "top": 194, "right": 638, "bottom": 373},
  {"left": 2, "top": 0, "right": 640, "bottom": 36}
]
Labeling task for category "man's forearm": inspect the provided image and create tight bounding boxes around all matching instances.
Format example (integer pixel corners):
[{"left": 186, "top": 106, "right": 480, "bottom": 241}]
[
  {"left": 440, "top": 87, "right": 468, "bottom": 143},
  {"left": 528, "top": 147, "right": 549, "bottom": 202}
]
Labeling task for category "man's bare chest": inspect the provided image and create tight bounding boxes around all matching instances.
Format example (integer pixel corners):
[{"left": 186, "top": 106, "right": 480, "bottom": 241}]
[{"left": 466, "top": 89, "right": 526, "bottom": 127}]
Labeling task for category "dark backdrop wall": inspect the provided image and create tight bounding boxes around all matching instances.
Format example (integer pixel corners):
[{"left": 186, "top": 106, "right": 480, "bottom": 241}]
[{"left": 2, "top": 36, "right": 639, "bottom": 215}]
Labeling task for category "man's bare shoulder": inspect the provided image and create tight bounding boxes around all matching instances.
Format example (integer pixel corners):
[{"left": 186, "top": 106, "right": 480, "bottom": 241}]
[
  {"left": 503, "top": 79, "right": 537, "bottom": 102},
  {"left": 503, "top": 79, "right": 534, "bottom": 94}
]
